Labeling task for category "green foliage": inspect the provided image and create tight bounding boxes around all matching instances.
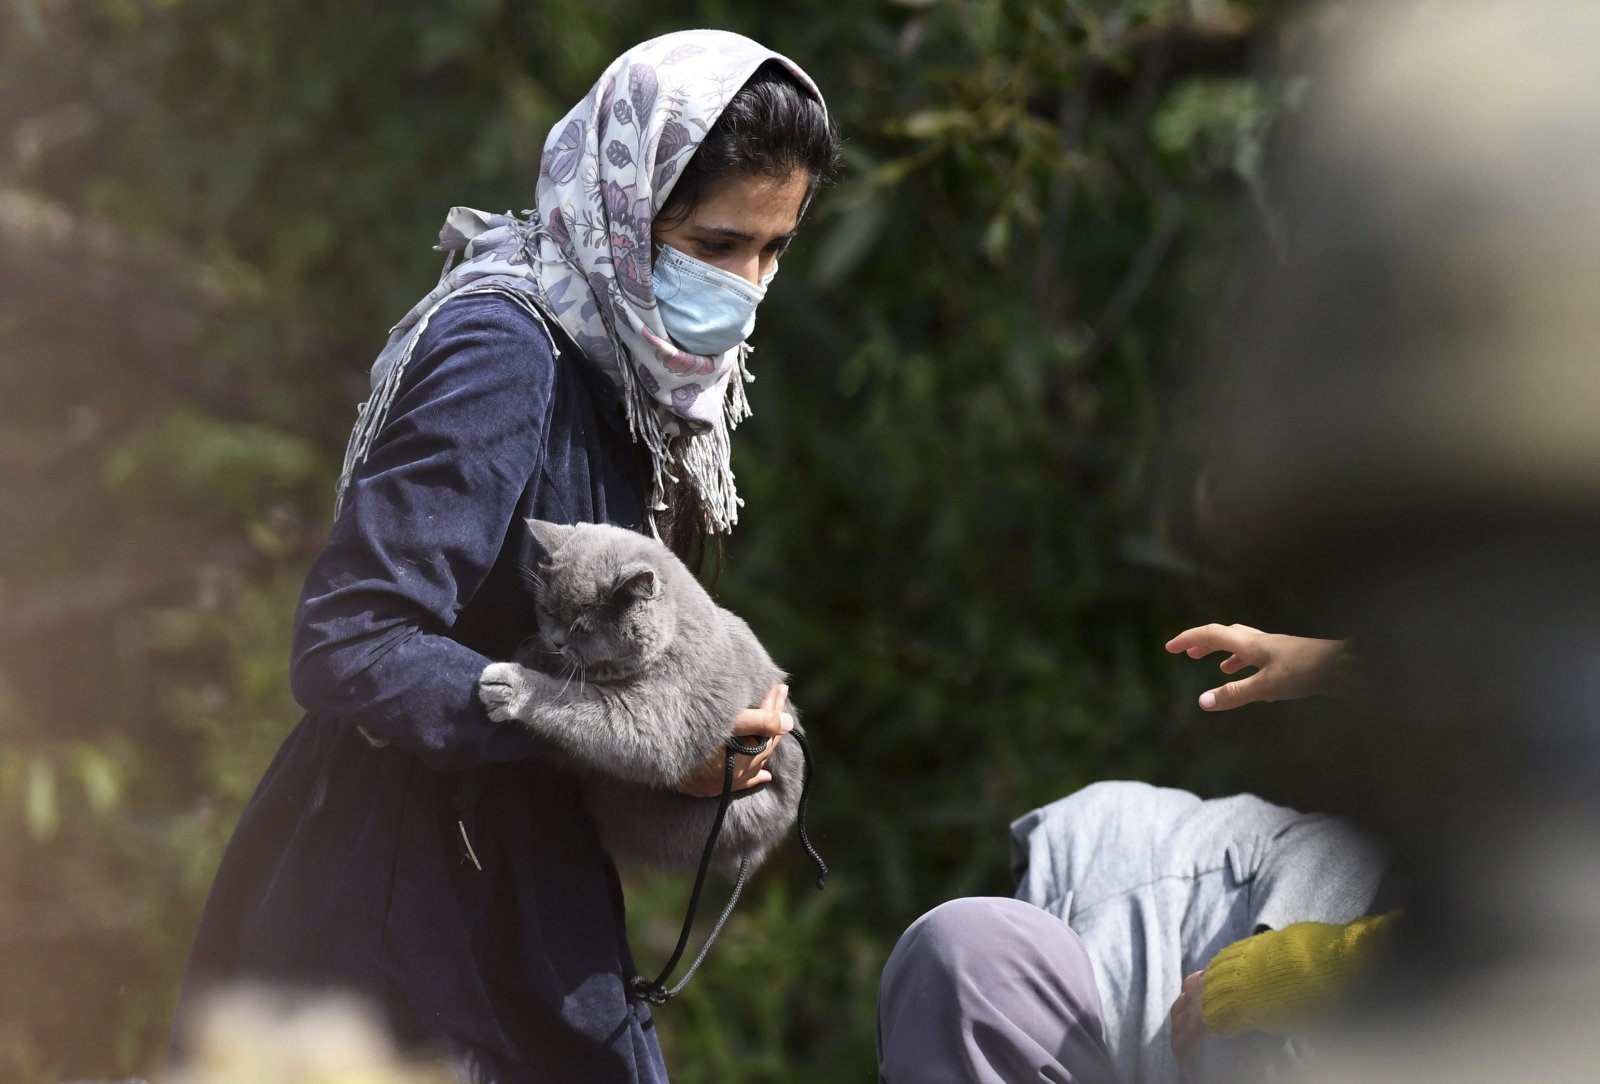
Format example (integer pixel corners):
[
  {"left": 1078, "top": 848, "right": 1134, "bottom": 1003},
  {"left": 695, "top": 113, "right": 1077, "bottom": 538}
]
[
  {"left": 0, "top": 0, "right": 1315, "bottom": 1080},
  {"left": 103, "top": 409, "right": 323, "bottom": 518}
]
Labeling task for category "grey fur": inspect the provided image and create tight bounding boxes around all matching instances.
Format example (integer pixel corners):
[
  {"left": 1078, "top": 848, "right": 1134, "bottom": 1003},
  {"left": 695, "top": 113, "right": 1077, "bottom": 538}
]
[{"left": 478, "top": 519, "right": 804, "bottom": 878}]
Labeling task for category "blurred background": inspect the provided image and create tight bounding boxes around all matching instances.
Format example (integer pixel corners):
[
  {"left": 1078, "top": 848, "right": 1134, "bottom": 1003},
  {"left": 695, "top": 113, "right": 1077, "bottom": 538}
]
[{"left": 0, "top": 1, "right": 1345, "bottom": 1080}]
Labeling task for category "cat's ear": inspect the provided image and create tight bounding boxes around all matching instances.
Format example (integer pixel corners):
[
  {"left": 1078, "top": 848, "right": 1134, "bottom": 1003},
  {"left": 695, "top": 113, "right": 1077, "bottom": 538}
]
[
  {"left": 614, "top": 562, "right": 660, "bottom": 602},
  {"left": 526, "top": 518, "right": 575, "bottom": 559}
]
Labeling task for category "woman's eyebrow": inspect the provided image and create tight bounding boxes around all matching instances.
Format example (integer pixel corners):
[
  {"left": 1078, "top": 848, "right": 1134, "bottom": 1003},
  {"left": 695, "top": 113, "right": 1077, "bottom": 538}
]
[
  {"left": 691, "top": 225, "right": 758, "bottom": 242},
  {"left": 692, "top": 225, "right": 799, "bottom": 244}
]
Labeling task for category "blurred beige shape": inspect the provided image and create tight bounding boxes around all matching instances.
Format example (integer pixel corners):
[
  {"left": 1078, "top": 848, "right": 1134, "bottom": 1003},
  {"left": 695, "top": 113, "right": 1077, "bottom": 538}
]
[
  {"left": 1225, "top": 0, "right": 1600, "bottom": 534},
  {"left": 167, "top": 986, "right": 453, "bottom": 1084},
  {"left": 1299, "top": 817, "right": 1600, "bottom": 1084},
  {"left": 1222, "top": 0, "right": 1600, "bottom": 1074},
  {"left": 1334, "top": 2, "right": 1600, "bottom": 500},
  {"left": 1215, "top": 2, "right": 1600, "bottom": 1081}
]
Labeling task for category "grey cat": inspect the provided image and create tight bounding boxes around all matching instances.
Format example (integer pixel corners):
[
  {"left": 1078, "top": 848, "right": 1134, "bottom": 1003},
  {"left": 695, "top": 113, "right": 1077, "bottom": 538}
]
[{"left": 478, "top": 518, "right": 808, "bottom": 880}]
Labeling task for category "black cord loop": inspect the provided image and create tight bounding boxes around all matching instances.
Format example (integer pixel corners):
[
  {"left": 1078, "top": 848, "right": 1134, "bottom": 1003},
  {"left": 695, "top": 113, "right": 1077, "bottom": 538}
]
[{"left": 629, "top": 726, "right": 827, "bottom": 1004}]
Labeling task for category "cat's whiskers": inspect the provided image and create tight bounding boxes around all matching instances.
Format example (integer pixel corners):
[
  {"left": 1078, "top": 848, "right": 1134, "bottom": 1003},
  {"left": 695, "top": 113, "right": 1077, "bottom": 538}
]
[
  {"left": 517, "top": 563, "right": 547, "bottom": 592},
  {"left": 557, "top": 654, "right": 587, "bottom": 700}
]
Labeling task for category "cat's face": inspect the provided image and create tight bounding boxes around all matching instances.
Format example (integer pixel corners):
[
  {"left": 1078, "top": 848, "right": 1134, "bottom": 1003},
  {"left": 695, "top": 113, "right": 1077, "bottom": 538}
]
[{"left": 527, "top": 520, "right": 678, "bottom": 676}]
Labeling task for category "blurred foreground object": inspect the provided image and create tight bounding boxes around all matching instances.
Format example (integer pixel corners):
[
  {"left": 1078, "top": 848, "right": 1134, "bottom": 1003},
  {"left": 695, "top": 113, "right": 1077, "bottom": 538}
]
[
  {"left": 1214, "top": 0, "right": 1600, "bottom": 1079},
  {"left": 167, "top": 987, "right": 452, "bottom": 1084}
]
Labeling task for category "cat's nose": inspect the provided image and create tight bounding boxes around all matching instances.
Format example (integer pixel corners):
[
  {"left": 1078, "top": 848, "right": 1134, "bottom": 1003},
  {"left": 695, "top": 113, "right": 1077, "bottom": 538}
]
[{"left": 546, "top": 627, "right": 567, "bottom": 648}]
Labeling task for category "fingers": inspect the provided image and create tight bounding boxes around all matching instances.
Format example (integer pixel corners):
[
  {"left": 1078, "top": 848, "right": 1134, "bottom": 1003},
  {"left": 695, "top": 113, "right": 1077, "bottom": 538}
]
[
  {"left": 730, "top": 725, "right": 784, "bottom": 792},
  {"left": 725, "top": 684, "right": 793, "bottom": 792},
  {"left": 1217, "top": 653, "right": 1249, "bottom": 674},
  {"left": 682, "top": 684, "right": 796, "bottom": 796},
  {"left": 1165, "top": 623, "right": 1259, "bottom": 658},
  {"left": 674, "top": 757, "right": 728, "bottom": 798},
  {"left": 1169, "top": 970, "right": 1209, "bottom": 1070},
  {"left": 1199, "top": 672, "right": 1266, "bottom": 711},
  {"left": 1168, "top": 988, "right": 1190, "bottom": 1063},
  {"left": 733, "top": 683, "right": 794, "bottom": 738},
  {"left": 724, "top": 738, "right": 778, "bottom": 792},
  {"left": 733, "top": 707, "right": 795, "bottom": 738},
  {"left": 730, "top": 766, "right": 773, "bottom": 792},
  {"left": 676, "top": 746, "right": 775, "bottom": 797},
  {"left": 742, "top": 732, "right": 781, "bottom": 772}
]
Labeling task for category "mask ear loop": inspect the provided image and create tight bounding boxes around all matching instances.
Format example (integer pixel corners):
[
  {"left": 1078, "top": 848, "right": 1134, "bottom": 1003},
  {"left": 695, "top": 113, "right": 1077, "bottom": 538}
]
[{"left": 629, "top": 731, "right": 827, "bottom": 1005}]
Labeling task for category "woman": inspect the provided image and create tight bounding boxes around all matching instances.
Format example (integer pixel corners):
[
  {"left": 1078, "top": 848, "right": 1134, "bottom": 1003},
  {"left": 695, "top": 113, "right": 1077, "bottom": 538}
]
[{"left": 174, "top": 30, "right": 838, "bottom": 1083}]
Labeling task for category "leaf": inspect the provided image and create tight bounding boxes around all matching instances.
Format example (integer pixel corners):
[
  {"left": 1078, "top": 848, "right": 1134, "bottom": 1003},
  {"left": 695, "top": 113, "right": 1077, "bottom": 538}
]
[
  {"left": 982, "top": 207, "right": 1012, "bottom": 263},
  {"left": 653, "top": 120, "right": 692, "bottom": 191},
  {"left": 72, "top": 743, "right": 123, "bottom": 816},
  {"left": 628, "top": 63, "right": 659, "bottom": 124},
  {"left": 100, "top": 409, "right": 321, "bottom": 516},
  {"left": 545, "top": 118, "right": 585, "bottom": 185},
  {"left": 660, "top": 43, "right": 706, "bottom": 66},
  {"left": 656, "top": 119, "right": 690, "bottom": 165},
  {"left": 25, "top": 756, "right": 59, "bottom": 841},
  {"left": 890, "top": 108, "right": 973, "bottom": 141},
  {"left": 9, "top": 0, "right": 45, "bottom": 39},
  {"left": 1149, "top": 77, "right": 1264, "bottom": 161},
  {"left": 869, "top": 156, "right": 923, "bottom": 188},
  {"left": 813, "top": 194, "right": 888, "bottom": 287}
]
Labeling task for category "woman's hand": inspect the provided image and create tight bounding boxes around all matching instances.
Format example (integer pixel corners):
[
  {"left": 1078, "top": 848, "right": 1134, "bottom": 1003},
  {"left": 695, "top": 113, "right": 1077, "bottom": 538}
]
[
  {"left": 1169, "top": 969, "right": 1212, "bottom": 1071},
  {"left": 1165, "top": 624, "right": 1345, "bottom": 711},
  {"left": 675, "top": 683, "right": 794, "bottom": 797}
]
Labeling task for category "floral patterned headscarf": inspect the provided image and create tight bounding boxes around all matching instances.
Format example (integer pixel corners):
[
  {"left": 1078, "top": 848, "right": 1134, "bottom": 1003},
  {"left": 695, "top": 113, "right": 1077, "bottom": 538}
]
[{"left": 336, "top": 30, "right": 827, "bottom": 534}]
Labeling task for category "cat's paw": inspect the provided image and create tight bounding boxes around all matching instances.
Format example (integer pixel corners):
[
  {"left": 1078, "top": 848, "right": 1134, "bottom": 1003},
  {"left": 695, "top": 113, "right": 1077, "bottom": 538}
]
[{"left": 478, "top": 662, "right": 536, "bottom": 723}]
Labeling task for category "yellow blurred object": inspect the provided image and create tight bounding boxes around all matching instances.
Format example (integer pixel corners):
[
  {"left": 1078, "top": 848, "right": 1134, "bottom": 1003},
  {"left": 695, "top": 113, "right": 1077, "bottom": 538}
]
[{"left": 1201, "top": 912, "right": 1399, "bottom": 1038}]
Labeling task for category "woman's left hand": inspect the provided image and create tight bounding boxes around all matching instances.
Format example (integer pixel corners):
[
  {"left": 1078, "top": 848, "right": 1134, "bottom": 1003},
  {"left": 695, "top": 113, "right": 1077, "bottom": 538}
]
[
  {"left": 675, "top": 683, "right": 793, "bottom": 797},
  {"left": 1169, "top": 969, "right": 1213, "bottom": 1071}
]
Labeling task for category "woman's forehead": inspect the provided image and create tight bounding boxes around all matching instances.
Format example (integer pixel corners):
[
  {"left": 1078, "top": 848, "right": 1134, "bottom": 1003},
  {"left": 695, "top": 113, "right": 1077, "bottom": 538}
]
[{"left": 678, "top": 172, "right": 811, "bottom": 238}]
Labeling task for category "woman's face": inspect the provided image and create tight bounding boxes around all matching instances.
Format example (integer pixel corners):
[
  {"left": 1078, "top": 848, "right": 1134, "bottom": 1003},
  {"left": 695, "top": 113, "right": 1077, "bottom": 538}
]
[{"left": 653, "top": 171, "right": 812, "bottom": 286}]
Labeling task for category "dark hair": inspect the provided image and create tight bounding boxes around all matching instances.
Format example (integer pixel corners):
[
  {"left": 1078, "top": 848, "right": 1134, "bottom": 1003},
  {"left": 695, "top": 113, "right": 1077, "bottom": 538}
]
[
  {"left": 654, "top": 60, "right": 840, "bottom": 573},
  {"left": 657, "top": 61, "right": 840, "bottom": 230}
]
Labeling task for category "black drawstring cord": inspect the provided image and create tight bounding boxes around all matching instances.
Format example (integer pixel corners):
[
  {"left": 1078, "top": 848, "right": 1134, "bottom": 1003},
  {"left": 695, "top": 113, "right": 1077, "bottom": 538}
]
[
  {"left": 791, "top": 729, "right": 828, "bottom": 890},
  {"left": 630, "top": 743, "right": 747, "bottom": 1005},
  {"left": 629, "top": 730, "right": 827, "bottom": 1005}
]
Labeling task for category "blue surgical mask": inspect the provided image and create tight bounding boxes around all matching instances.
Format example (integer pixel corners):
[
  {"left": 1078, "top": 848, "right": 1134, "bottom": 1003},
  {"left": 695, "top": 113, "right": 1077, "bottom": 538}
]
[{"left": 652, "top": 244, "right": 772, "bottom": 356}]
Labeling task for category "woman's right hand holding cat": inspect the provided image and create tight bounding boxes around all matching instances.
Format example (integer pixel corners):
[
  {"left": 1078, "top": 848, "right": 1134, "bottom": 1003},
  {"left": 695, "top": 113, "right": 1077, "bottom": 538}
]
[{"left": 676, "top": 683, "right": 794, "bottom": 797}]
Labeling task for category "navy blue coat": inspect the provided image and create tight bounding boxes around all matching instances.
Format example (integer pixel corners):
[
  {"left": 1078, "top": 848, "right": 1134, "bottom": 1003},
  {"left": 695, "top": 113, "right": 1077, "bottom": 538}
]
[{"left": 176, "top": 293, "right": 671, "bottom": 1083}]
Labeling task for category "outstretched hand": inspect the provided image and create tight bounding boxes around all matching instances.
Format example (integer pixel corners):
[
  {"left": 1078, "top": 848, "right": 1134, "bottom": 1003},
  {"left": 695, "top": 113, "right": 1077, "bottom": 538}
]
[
  {"left": 1165, "top": 624, "right": 1345, "bottom": 711},
  {"left": 675, "top": 683, "right": 794, "bottom": 797}
]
